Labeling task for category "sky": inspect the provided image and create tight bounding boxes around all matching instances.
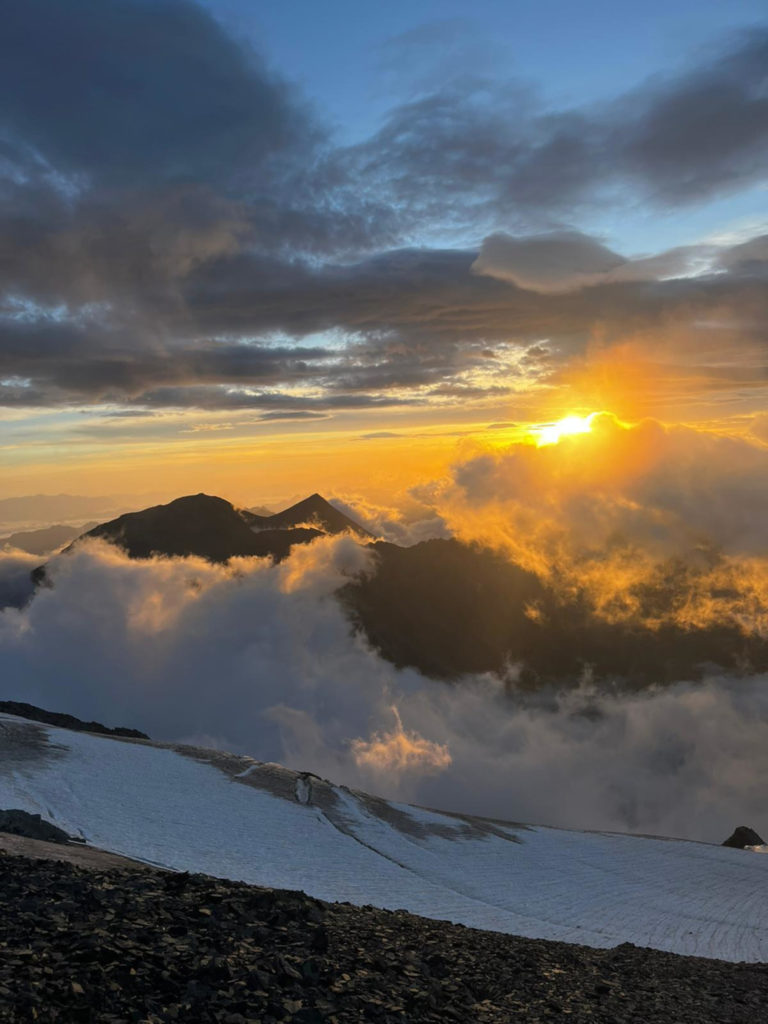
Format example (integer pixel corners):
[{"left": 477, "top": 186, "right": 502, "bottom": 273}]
[
  {"left": 1, "top": 0, "right": 767, "bottom": 506},
  {"left": 4, "top": 1, "right": 768, "bottom": 839}
]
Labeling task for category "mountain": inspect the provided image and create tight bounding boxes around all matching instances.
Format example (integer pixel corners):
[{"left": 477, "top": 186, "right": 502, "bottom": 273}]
[
  {"left": 340, "top": 539, "right": 768, "bottom": 687},
  {"left": 2, "top": 708, "right": 768, "bottom": 962},
  {"left": 0, "top": 700, "right": 147, "bottom": 739},
  {"left": 0, "top": 523, "right": 96, "bottom": 555},
  {"left": 340, "top": 539, "right": 547, "bottom": 678},
  {"left": 76, "top": 493, "right": 326, "bottom": 563},
  {"left": 21, "top": 492, "right": 768, "bottom": 688},
  {"left": 67, "top": 492, "right": 369, "bottom": 564},
  {"left": 243, "top": 493, "right": 373, "bottom": 538}
]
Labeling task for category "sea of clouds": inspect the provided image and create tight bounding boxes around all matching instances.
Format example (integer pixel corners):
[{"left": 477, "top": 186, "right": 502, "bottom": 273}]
[{"left": 2, "top": 528, "right": 768, "bottom": 845}]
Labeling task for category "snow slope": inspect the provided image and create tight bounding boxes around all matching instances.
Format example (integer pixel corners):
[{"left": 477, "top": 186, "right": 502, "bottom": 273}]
[{"left": 2, "top": 712, "right": 767, "bottom": 962}]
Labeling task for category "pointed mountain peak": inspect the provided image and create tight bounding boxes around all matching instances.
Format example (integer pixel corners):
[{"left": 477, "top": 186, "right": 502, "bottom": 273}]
[{"left": 245, "top": 493, "right": 372, "bottom": 538}]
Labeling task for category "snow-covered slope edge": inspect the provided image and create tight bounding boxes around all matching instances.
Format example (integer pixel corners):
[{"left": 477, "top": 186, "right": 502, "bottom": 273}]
[{"left": 2, "top": 712, "right": 767, "bottom": 963}]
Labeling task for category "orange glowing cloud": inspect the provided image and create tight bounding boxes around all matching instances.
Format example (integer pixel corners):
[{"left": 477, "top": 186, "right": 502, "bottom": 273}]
[
  {"left": 413, "top": 412, "right": 768, "bottom": 632},
  {"left": 351, "top": 706, "right": 452, "bottom": 777}
]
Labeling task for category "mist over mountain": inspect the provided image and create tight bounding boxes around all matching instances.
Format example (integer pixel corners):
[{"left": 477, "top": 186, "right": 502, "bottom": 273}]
[
  {"left": 31, "top": 491, "right": 768, "bottom": 691},
  {"left": 4, "top": 512, "right": 768, "bottom": 840},
  {"left": 341, "top": 540, "right": 768, "bottom": 688}
]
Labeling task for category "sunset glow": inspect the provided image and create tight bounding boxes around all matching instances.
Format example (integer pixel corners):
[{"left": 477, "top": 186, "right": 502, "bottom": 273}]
[
  {"left": 531, "top": 414, "right": 597, "bottom": 447},
  {"left": 5, "top": 0, "right": 768, "bottom": 936}
]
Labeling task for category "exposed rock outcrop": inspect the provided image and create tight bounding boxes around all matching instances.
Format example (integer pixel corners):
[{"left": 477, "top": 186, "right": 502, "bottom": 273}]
[
  {"left": 722, "top": 826, "right": 765, "bottom": 849},
  {"left": 0, "top": 810, "right": 80, "bottom": 845}
]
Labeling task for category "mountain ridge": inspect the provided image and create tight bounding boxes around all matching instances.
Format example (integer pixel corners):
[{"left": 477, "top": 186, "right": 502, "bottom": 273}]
[
  {"left": 71, "top": 492, "right": 368, "bottom": 564},
  {"left": 243, "top": 492, "right": 373, "bottom": 538},
  {"left": 20, "top": 491, "right": 768, "bottom": 689}
]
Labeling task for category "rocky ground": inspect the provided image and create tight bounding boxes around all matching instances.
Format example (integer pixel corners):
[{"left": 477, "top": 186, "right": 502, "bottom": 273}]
[{"left": 1, "top": 848, "right": 767, "bottom": 1023}]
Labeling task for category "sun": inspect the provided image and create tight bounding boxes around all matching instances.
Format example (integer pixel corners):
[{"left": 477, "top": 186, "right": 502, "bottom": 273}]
[{"left": 531, "top": 413, "right": 597, "bottom": 447}]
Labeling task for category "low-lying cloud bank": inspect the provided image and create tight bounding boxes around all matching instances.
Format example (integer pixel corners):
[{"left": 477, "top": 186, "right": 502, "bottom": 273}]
[
  {"left": 416, "top": 414, "right": 768, "bottom": 632},
  {"left": 1, "top": 535, "right": 767, "bottom": 844},
  {"left": 0, "top": 550, "right": 40, "bottom": 609}
]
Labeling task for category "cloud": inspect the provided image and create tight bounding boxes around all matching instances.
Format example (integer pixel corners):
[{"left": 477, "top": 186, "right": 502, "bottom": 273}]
[
  {"left": 421, "top": 415, "right": 768, "bottom": 630},
  {"left": 351, "top": 705, "right": 452, "bottom": 779},
  {"left": 0, "top": 549, "right": 39, "bottom": 608},
  {"left": 472, "top": 231, "right": 710, "bottom": 292},
  {"left": 0, "top": 0, "right": 315, "bottom": 191},
  {"left": 329, "top": 493, "right": 451, "bottom": 545},
  {"left": 256, "top": 411, "right": 330, "bottom": 422},
  {"left": 0, "top": 318, "right": 333, "bottom": 403},
  {"left": 1, "top": 8, "right": 767, "bottom": 416},
  {"left": 1, "top": 235, "right": 766, "bottom": 431},
  {"left": 408, "top": 673, "right": 768, "bottom": 842},
  {"left": 0, "top": 0, "right": 393, "bottom": 330},
  {"left": 3, "top": 536, "right": 768, "bottom": 842},
  {"left": 351, "top": 28, "right": 768, "bottom": 229},
  {"left": 719, "top": 232, "right": 768, "bottom": 274}
]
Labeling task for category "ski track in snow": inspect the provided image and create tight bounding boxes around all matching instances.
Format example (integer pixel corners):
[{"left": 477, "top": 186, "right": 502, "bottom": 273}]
[{"left": 1, "top": 713, "right": 767, "bottom": 962}]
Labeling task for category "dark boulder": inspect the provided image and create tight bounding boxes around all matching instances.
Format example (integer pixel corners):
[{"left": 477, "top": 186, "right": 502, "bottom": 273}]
[
  {"left": 0, "top": 809, "right": 81, "bottom": 844},
  {"left": 722, "top": 826, "right": 765, "bottom": 849}
]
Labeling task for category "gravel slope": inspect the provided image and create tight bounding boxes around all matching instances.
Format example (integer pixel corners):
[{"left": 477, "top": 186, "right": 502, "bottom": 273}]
[{"left": 1, "top": 850, "right": 766, "bottom": 1023}]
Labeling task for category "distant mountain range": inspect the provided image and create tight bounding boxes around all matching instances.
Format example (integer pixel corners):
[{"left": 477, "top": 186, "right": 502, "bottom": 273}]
[
  {"left": 0, "top": 495, "right": 134, "bottom": 533},
  {"left": 1, "top": 523, "right": 97, "bottom": 556},
  {"left": 20, "top": 492, "right": 768, "bottom": 689}
]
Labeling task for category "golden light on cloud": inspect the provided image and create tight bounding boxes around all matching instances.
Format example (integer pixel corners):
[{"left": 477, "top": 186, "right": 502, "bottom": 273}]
[
  {"left": 351, "top": 706, "right": 452, "bottom": 777},
  {"left": 530, "top": 413, "right": 598, "bottom": 447}
]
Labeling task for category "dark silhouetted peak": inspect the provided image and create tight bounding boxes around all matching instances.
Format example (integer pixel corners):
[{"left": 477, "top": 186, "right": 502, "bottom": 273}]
[
  {"left": 65, "top": 493, "right": 332, "bottom": 564},
  {"left": 81, "top": 494, "right": 260, "bottom": 563},
  {"left": 722, "top": 826, "right": 765, "bottom": 849},
  {"left": 243, "top": 493, "right": 372, "bottom": 538},
  {"left": 72, "top": 493, "right": 307, "bottom": 564}
]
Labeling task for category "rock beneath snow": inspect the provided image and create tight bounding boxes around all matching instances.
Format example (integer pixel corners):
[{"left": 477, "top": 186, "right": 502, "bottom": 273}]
[
  {"left": 0, "top": 809, "right": 81, "bottom": 845},
  {"left": 722, "top": 826, "right": 765, "bottom": 849}
]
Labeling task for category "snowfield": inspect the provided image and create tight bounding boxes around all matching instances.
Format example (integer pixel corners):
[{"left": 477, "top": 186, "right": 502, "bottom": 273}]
[{"left": 2, "top": 712, "right": 767, "bottom": 962}]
